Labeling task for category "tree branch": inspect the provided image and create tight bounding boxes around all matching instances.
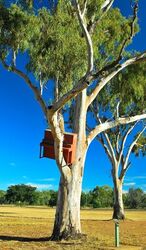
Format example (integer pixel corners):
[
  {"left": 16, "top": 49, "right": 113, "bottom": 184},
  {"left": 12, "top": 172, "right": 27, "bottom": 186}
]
[
  {"left": 87, "top": 113, "right": 146, "bottom": 144},
  {"left": 82, "top": 0, "right": 87, "bottom": 17},
  {"left": 118, "top": 3, "right": 138, "bottom": 57},
  {"left": 103, "top": 132, "right": 117, "bottom": 163},
  {"left": 97, "top": 134, "right": 114, "bottom": 164},
  {"left": 101, "top": 0, "right": 115, "bottom": 12},
  {"left": 124, "top": 125, "right": 146, "bottom": 168},
  {"left": 74, "top": 0, "right": 93, "bottom": 74},
  {"left": 115, "top": 101, "right": 120, "bottom": 119},
  {"left": 87, "top": 123, "right": 115, "bottom": 165},
  {"left": 117, "top": 122, "right": 138, "bottom": 167},
  {"left": 88, "top": 104, "right": 118, "bottom": 164},
  {"left": 119, "top": 162, "right": 131, "bottom": 181},
  {"left": 89, "top": 3, "right": 138, "bottom": 77},
  {"left": 1, "top": 59, "right": 47, "bottom": 117},
  {"left": 94, "top": 112, "right": 117, "bottom": 165},
  {"left": 87, "top": 51, "right": 146, "bottom": 107},
  {"left": 119, "top": 125, "right": 146, "bottom": 180},
  {"left": 51, "top": 51, "right": 146, "bottom": 113},
  {"left": 87, "top": 0, "right": 114, "bottom": 34}
]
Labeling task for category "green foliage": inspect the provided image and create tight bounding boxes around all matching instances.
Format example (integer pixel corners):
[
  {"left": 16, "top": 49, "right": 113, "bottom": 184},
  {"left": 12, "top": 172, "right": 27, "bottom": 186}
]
[
  {"left": 1, "top": 185, "right": 146, "bottom": 209},
  {"left": 5, "top": 184, "right": 37, "bottom": 205},
  {"left": 132, "top": 133, "right": 146, "bottom": 157},
  {"left": 92, "top": 8, "right": 135, "bottom": 70},
  {"left": 48, "top": 190, "right": 58, "bottom": 207},
  {"left": 87, "top": 185, "right": 113, "bottom": 208},
  {"left": 124, "top": 187, "right": 146, "bottom": 209},
  {"left": 0, "top": 1, "right": 140, "bottom": 101},
  {"left": 85, "top": 0, "right": 104, "bottom": 21},
  {"left": 35, "top": 190, "right": 51, "bottom": 205},
  {"left": 17, "top": 0, "right": 33, "bottom": 11},
  {"left": 0, "top": 2, "right": 87, "bottom": 97},
  {"left": 96, "top": 61, "right": 146, "bottom": 118},
  {"left": 3, "top": 186, "right": 57, "bottom": 206},
  {"left": 0, "top": 190, "right": 6, "bottom": 204},
  {"left": 81, "top": 191, "right": 89, "bottom": 207},
  {"left": 113, "top": 63, "right": 146, "bottom": 115}
]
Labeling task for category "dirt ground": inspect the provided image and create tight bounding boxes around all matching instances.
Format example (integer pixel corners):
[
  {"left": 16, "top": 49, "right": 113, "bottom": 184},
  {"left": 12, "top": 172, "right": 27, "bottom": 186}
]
[{"left": 0, "top": 206, "right": 146, "bottom": 250}]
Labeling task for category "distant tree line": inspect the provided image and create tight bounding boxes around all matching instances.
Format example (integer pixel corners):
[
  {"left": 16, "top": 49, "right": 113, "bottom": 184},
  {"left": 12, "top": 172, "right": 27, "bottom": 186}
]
[
  {"left": 0, "top": 184, "right": 58, "bottom": 207},
  {"left": 0, "top": 184, "right": 145, "bottom": 209}
]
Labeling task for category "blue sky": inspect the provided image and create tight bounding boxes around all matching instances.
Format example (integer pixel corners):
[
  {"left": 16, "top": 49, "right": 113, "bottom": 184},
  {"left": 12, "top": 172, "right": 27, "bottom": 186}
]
[{"left": 0, "top": 0, "right": 146, "bottom": 192}]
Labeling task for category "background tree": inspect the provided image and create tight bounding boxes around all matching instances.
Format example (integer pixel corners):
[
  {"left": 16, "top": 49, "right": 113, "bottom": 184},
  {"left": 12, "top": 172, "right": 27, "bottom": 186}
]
[
  {"left": 48, "top": 190, "right": 58, "bottom": 207},
  {"left": 89, "top": 185, "right": 113, "bottom": 208},
  {"left": 124, "top": 187, "right": 145, "bottom": 209},
  {"left": 0, "top": 190, "right": 6, "bottom": 204},
  {"left": 87, "top": 61, "right": 146, "bottom": 219},
  {"left": 5, "top": 184, "right": 37, "bottom": 205},
  {"left": 0, "top": 0, "right": 146, "bottom": 240},
  {"left": 81, "top": 191, "right": 88, "bottom": 207},
  {"left": 35, "top": 190, "right": 51, "bottom": 206}
]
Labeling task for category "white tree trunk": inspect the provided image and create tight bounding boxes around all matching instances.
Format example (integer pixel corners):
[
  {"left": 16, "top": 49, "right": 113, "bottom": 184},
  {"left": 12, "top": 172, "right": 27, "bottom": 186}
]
[
  {"left": 113, "top": 178, "right": 125, "bottom": 220},
  {"left": 51, "top": 158, "right": 86, "bottom": 240},
  {"left": 50, "top": 90, "right": 87, "bottom": 240}
]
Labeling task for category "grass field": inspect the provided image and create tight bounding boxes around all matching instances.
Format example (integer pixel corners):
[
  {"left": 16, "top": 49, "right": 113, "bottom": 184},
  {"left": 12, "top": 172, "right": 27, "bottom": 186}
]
[{"left": 0, "top": 206, "right": 146, "bottom": 250}]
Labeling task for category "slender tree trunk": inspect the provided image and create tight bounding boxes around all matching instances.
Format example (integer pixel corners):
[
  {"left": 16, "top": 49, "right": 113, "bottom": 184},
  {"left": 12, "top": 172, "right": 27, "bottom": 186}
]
[{"left": 112, "top": 178, "right": 125, "bottom": 220}]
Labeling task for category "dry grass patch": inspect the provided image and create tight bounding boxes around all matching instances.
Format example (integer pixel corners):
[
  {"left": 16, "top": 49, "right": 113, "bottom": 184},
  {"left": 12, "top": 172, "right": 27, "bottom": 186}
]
[{"left": 0, "top": 206, "right": 145, "bottom": 250}]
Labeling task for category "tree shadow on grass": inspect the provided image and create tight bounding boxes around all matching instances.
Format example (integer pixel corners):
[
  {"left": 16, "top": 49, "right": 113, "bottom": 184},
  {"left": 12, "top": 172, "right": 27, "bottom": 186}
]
[
  {"left": 57, "top": 242, "right": 82, "bottom": 246},
  {"left": 0, "top": 235, "right": 84, "bottom": 246},
  {"left": 0, "top": 235, "right": 50, "bottom": 242}
]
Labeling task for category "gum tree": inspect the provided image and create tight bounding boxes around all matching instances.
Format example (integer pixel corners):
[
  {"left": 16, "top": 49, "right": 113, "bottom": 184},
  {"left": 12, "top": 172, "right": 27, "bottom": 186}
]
[
  {"left": 0, "top": 0, "right": 146, "bottom": 240},
  {"left": 87, "top": 63, "right": 146, "bottom": 219},
  {"left": 99, "top": 122, "right": 145, "bottom": 219}
]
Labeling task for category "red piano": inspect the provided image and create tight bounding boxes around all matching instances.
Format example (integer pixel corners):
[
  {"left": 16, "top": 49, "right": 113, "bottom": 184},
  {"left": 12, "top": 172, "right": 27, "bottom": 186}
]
[{"left": 40, "top": 129, "right": 77, "bottom": 165}]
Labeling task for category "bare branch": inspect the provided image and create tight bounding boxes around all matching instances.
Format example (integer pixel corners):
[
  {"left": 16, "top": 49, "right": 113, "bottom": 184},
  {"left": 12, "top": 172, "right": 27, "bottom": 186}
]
[
  {"left": 117, "top": 122, "right": 138, "bottom": 167},
  {"left": 55, "top": 76, "right": 59, "bottom": 102},
  {"left": 12, "top": 50, "right": 16, "bottom": 67},
  {"left": 115, "top": 131, "right": 120, "bottom": 154},
  {"left": 119, "top": 3, "right": 138, "bottom": 57},
  {"left": 116, "top": 101, "right": 121, "bottom": 118},
  {"left": 101, "top": 0, "right": 115, "bottom": 11},
  {"left": 97, "top": 116, "right": 117, "bottom": 164},
  {"left": 74, "top": 0, "right": 93, "bottom": 74},
  {"left": 39, "top": 71, "right": 43, "bottom": 96},
  {"left": 119, "top": 125, "right": 146, "bottom": 180},
  {"left": 1, "top": 59, "right": 47, "bottom": 117},
  {"left": 87, "top": 0, "right": 114, "bottom": 34},
  {"left": 87, "top": 122, "right": 115, "bottom": 164},
  {"left": 114, "top": 102, "right": 122, "bottom": 154},
  {"left": 82, "top": 0, "right": 87, "bottom": 17},
  {"left": 87, "top": 113, "right": 146, "bottom": 144},
  {"left": 88, "top": 105, "right": 117, "bottom": 164},
  {"left": 89, "top": 103, "right": 100, "bottom": 123},
  {"left": 119, "top": 162, "right": 131, "bottom": 181},
  {"left": 97, "top": 134, "right": 114, "bottom": 164},
  {"left": 123, "top": 125, "right": 146, "bottom": 168}
]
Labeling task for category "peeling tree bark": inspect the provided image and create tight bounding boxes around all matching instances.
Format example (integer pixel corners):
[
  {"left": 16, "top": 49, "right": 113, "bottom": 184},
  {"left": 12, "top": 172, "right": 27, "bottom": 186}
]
[
  {"left": 51, "top": 158, "right": 86, "bottom": 240},
  {"left": 49, "top": 90, "right": 88, "bottom": 240}
]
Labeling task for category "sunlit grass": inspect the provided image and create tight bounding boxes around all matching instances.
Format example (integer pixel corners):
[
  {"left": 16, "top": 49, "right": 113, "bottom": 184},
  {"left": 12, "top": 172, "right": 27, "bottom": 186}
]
[{"left": 0, "top": 206, "right": 145, "bottom": 250}]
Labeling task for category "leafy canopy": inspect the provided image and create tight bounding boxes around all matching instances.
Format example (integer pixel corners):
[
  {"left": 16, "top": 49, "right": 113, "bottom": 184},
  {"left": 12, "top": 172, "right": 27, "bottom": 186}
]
[{"left": 0, "top": 0, "right": 137, "bottom": 101}]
